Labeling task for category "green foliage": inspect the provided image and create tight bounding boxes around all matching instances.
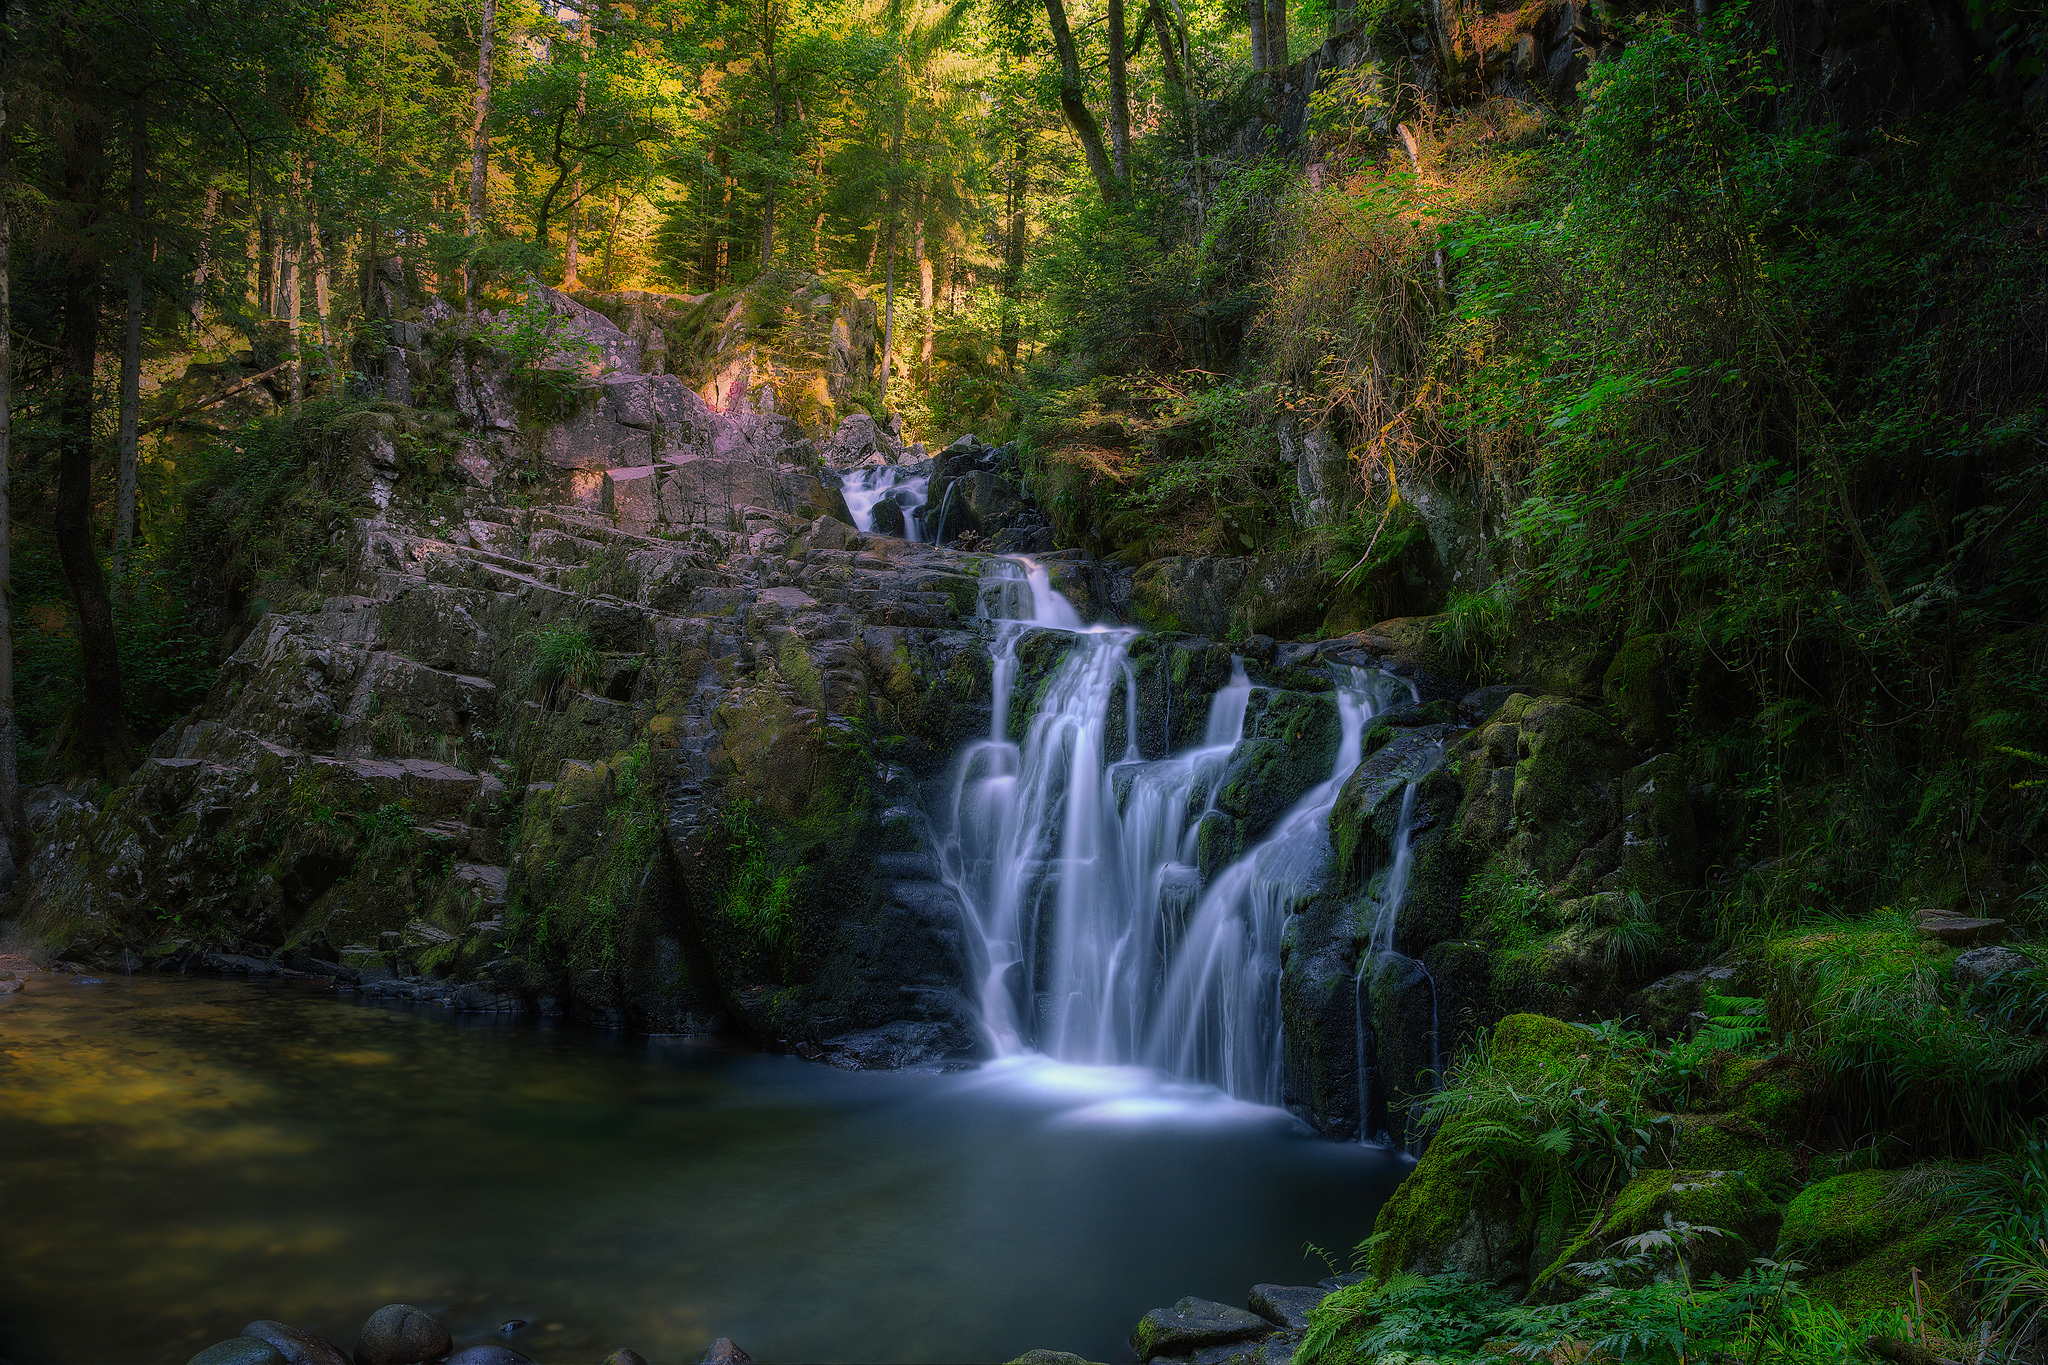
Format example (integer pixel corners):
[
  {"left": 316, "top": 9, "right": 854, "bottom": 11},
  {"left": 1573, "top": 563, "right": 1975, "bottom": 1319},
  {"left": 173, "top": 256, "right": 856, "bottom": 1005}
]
[
  {"left": 1299, "top": 1271, "right": 1512, "bottom": 1364},
  {"left": 477, "top": 292, "right": 605, "bottom": 413},
  {"left": 719, "top": 800, "right": 800, "bottom": 975},
  {"left": 1961, "top": 1136, "right": 2048, "bottom": 1361},
  {"left": 1414, "top": 1027, "right": 1674, "bottom": 1275},
  {"left": 522, "top": 622, "right": 600, "bottom": 708}
]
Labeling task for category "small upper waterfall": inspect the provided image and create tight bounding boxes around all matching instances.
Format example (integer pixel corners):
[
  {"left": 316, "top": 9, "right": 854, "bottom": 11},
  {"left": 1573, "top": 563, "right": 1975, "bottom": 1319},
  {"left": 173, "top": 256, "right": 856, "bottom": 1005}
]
[
  {"left": 840, "top": 464, "right": 930, "bottom": 540},
  {"left": 937, "top": 556, "right": 1416, "bottom": 1110}
]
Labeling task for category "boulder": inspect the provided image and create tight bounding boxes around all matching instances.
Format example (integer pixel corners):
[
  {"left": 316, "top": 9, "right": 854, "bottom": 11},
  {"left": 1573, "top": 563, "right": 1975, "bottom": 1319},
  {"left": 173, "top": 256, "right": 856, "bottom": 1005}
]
[
  {"left": 1535, "top": 1167, "right": 1781, "bottom": 1294},
  {"left": 189, "top": 1340, "right": 290, "bottom": 1365},
  {"left": 1130, "top": 1298, "right": 1272, "bottom": 1359},
  {"left": 1003, "top": 1353, "right": 1103, "bottom": 1365},
  {"left": 698, "top": 1340, "right": 753, "bottom": 1365},
  {"left": 1248, "top": 1284, "right": 1328, "bottom": 1330},
  {"left": 1918, "top": 912, "right": 2005, "bottom": 947},
  {"left": 241, "top": 1321, "right": 349, "bottom": 1365},
  {"left": 1953, "top": 944, "right": 2029, "bottom": 984},
  {"left": 600, "top": 1352, "right": 651, "bottom": 1365},
  {"left": 1777, "top": 1168, "right": 1969, "bottom": 1317},
  {"left": 352, "top": 1304, "right": 451, "bottom": 1365}
]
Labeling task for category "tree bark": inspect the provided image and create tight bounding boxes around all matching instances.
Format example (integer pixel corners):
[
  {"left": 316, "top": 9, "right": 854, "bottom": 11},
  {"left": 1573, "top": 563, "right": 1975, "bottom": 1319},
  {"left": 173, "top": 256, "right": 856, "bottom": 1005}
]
[
  {"left": 1107, "top": 0, "right": 1130, "bottom": 183},
  {"left": 0, "top": 84, "right": 23, "bottom": 860},
  {"left": 757, "top": 0, "right": 782, "bottom": 269},
  {"left": 1043, "top": 0, "right": 1119, "bottom": 203},
  {"left": 879, "top": 102, "right": 902, "bottom": 404},
  {"left": 257, "top": 205, "right": 275, "bottom": 315},
  {"left": 1001, "top": 132, "right": 1027, "bottom": 369},
  {"left": 915, "top": 209, "right": 933, "bottom": 364},
  {"left": 56, "top": 106, "right": 133, "bottom": 779},
  {"left": 114, "top": 109, "right": 147, "bottom": 576},
  {"left": 188, "top": 183, "right": 217, "bottom": 331},
  {"left": 563, "top": 3, "right": 594, "bottom": 288},
  {"left": 283, "top": 177, "right": 302, "bottom": 412},
  {"left": 1265, "top": 0, "right": 1288, "bottom": 67},
  {"left": 467, "top": 0, "right": 497, "bottom": 314}
]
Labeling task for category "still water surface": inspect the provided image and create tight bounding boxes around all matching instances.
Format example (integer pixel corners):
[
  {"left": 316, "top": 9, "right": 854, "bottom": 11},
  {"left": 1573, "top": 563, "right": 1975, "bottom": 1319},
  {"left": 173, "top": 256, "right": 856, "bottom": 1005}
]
[{"left": 0, "top": 977, "right": 1408, "bottom": 1364}]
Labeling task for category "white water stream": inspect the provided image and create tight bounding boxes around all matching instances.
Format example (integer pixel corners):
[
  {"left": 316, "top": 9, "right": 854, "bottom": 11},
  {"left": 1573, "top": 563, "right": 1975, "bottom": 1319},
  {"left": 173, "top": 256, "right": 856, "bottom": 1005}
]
[
  {"left": 840, "top": 464, "right": 930, "bottom": 541},
  {"left": 936, "top": 557, "right": 1417, "bottom": 1109}
]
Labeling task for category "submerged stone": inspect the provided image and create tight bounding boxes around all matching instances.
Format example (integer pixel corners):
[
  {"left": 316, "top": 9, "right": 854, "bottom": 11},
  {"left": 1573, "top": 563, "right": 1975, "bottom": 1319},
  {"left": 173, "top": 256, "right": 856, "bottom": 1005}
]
[
  {"left": 241, "top": 1321, "right": 348, "bottom": 1365},
  {"left": 189, "top": 1340, "right": 289, "bottom": 1365},
  {"left": 1130, "top": 1297, "right": 1271, "bottom": 1359},
  {"left": 352, "top": 1305, "right": 451, "bottom": 1365}
]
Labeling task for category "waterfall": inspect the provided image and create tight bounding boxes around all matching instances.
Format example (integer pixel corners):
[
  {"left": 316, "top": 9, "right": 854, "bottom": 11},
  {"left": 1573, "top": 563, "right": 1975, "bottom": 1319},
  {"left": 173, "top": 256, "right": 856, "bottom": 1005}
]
[
  {"left": 840, "top": 464, "right": 930, "bottom": 541},
  {"left": 938, "top": 557, "right": 1414, "bottom": 1110},
  {"left": 1351, "top": 749, "right": 1445, "bottom": 1145}
]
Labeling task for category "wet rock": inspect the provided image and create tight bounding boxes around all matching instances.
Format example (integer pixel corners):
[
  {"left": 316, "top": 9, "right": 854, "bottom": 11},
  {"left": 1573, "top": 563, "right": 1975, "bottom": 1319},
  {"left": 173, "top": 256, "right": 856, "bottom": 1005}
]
[
  {"left": 241, "top": 1320, "right": 350, "bottom": 1365},
  {"left": 443, "top": 1347, "right": 534, "bottom": 1365},
  {"left": 1248, "top": 1284, "right": 1328, "bottom": 1331},
  {"left": 189, "top": 1339, "right": 289, "bottom": 1365},
  {"left": 1189, "top": 1335, "right": 1298, "bottom": 1365},
  {"left": 1004, "top": 1352, "right": 1105, "bottom": 1365},
  {"left": 352, "top": 1304, "right": 451, "bottom": 1365},
  {"left": 1954, "top": 945, "right": 2029, "bottom": 984},
  {"left": 0, "top": 977, "right": 21, "bottom": 994},
  {"left": 1317, "top": 1273, "right": 1369, "bottom": 1292},
  {"left": 698, "top": 1339, "right": 753, "bottom": 1365},
  {"left": 1130, "top": 1298, "right": 1272, "bottom": 1359},
  {"left": 1918, "top": 911, "right": 2005, "bottom": 947},
  {"left": 813, "top": 1018, "right": 978, "bottom": 1069},
  {"left": 600, "top": 1352, "right": 651, "bottom": 1365}
]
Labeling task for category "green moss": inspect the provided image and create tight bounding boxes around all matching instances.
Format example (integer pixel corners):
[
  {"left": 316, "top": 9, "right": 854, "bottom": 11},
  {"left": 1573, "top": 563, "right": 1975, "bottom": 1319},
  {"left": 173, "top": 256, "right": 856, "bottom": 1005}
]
[
  {"left": 1716, "top": 1053, "right": 1816, "bottom": 1143},
  {"left": 1778, "top": 1169, "right": 1934, "bottom": 1268},
  {"left": 1804, "top": 1223, "right": 1969, "bottom": 1319},
  {"left": 1601, "top": 634, "right": 1680, "bottom": 747},
  {"left": 1666, "top": 1113, "right": 1799, "bottom": 1199},
  {"left": 1535, "top": 1167, "right": 1781, "bottom": 1293}
]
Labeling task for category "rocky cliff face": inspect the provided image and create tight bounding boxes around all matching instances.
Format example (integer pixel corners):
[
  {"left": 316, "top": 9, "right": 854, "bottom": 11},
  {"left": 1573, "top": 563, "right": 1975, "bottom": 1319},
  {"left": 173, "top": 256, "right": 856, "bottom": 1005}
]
[{"left": 18, "top": 286, "right": 1742, "bottom": 1111}]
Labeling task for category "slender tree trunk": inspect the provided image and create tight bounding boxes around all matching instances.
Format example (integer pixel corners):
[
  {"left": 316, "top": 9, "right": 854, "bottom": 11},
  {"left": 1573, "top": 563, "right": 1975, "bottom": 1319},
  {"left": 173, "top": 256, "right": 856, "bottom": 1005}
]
[
  {"left": 758, "top": 0, "right": 782, "bottom": 269},
  {"left": 258, "top": 206, "right": 275, "bottom": 315},
  {"left": 1001, "top": 132, "right": 1027, "bottom": 369},
  {"left": 563, "top": 4, "right": 593, "bottom": 288},
  {"left": 880, "top": 221, "right": 897, "bottom": 404},
  {"left": 310, "top": 193, "right": 334, "bottom": 380},
  {"left": 1108, "top": 0, "right": 1130, "bottom": 182},
  {"left": 1043, "top": 0, "right": 1119, "bottom": 202},
  {"left": 1248, "top": 0, "right": 1269, "bottom": 69},
  {"left": 188, "top": 183, "right": 218, "bottom": 332},
  {"left": 1265, "top": 0, "right": 1288, "bottom": 66},
  {"left": 114, "top": 111, "right": 147, "bottom": 577},
  {"left": 602, "top": 191, "right": 624, "bottom": 288},
  {"left": 57, "top": 115, "right": 133, "bottom": 779},
  {"left": 0, "top": 86, "right": 23, "bottom": 860},
  {"left": 467, "top": 0, "right": 497, "bottom": 314},
  {"left": 915, "top": 211, "right": 933, "bottom": 364},
  {"left": 283, "top": 182, "right": 303, "bottom": 413}
]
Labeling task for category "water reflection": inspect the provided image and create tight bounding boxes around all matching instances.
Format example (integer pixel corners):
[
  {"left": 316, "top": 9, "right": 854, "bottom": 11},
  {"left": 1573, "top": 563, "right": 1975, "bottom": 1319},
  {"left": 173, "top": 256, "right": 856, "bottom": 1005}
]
[{"left": 0, "top": 978, "right": 1408, "bottom": 1364}]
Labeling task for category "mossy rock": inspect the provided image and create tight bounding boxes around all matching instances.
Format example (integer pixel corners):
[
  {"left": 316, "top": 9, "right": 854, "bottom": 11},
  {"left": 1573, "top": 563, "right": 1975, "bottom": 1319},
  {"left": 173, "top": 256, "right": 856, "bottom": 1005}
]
[
  {"left": 1363, "top": 1014, "right": 1605, "bottom": 1280},
  {"left": 1601, "top": 634, "right": 1684, "bottom": 748},
  {"left": 1535, "top": 1167, "right": 1782, "bottom": 1295},
  {"left": 1713, "top": 1053, "right": 1818, "bottom": 1144},
  {"left": 1780, "top": 1168, "right": 1973, "bottom": 1317},
  {"left": 1666, "top": 1113, "right": 1800, "bottom": 1199}
]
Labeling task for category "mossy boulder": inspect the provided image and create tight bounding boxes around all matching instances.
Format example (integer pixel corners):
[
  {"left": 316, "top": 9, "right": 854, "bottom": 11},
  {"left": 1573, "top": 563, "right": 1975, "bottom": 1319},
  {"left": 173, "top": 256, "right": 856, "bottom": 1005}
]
[
  {"left": 1363, "top": 1014, "right": 1597, "bottom": 1280},
  {"left": 1601, "top": 634, "right": 1685, "bottom": 749},
  {"left": 1666, "top": 1113, "right": 1800, "bottom": 1199},
  {"left": 1777, "top": 1169, "right": 1970, "bottom": 1317},
  {"left": 1535, "top": 1167, "right": 1782, "bottom": 1295},
  {"left": 1218, "top": 690, "right": 1342, "bottom": 842}
]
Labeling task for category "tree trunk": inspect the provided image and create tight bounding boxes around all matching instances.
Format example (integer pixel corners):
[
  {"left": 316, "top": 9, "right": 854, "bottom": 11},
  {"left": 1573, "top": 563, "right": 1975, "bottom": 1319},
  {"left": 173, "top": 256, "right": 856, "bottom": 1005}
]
[
  {"left": 602, "top": 192, "right": 624, "bottom": 289},
  {"left": 758, "top": 0, "right": 782, "bottom": 269},
  {"left": 880, "top": 221, "right": 897, "bottom": 404},
  {"left": 1248, "top": 0, "right": 1269, "bottom": 70},
  {"left": 1108, "top": 0, "right": 1130, "bottom": 182},
  {"left": 563, "top": 4, "right": 593, "bottom": 288},
  {"left": 309, "top": 193, "right": 334, "bottom": 380},
  {"left": 467, "top": 0, "right": 497, "bottom": 314},
  {"left": 1001, "top": 132, "right": 1027, "bottom": 369},
  {"left": 915, "top": 211, "right": 933, "bottom": 364},
  {"left": 1265, "top": 0, "right": 1288, "bottom": 67},
  {"left": 57, "top": 121, "right": 133, "bottom": 779},
  {"left": 188, "top": 183, "right": 217, "bottom": 331},
  {"left": 258, "top": 206, "right": 275, "bottom": 315},
  {"left": 0, "top": 86, "right": 23, "bottom": 860},
  {"left": 1043, "top": 0, "right": 1120, "bottom": 202},
  {"left": 114, "top": 110, "right": 147, "bottom": 577},
  {"left": 283, "top": 184, "right": 302, "bottom": 413}
]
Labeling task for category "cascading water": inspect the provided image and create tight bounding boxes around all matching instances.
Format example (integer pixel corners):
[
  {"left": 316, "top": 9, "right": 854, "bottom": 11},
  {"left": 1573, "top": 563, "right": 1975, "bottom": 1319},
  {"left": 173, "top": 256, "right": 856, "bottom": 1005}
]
[
  {"left": 1351, "top": 745, "right": 1446, "bottom": 1146},
  {"left": 937, "top": 557, "right": 1416, "bottom": 1110},
  {"left": 839, "top": 464, "right": 930, "bottom": 540}
]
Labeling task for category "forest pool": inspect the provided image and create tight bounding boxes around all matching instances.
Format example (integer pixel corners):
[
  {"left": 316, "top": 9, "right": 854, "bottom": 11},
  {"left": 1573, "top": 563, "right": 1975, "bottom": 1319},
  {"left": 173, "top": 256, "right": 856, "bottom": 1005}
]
[{"left": 0, "top": 976, "right": 1409, "bottom": 1364}]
